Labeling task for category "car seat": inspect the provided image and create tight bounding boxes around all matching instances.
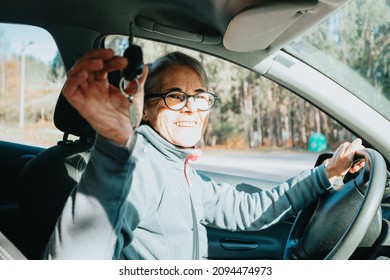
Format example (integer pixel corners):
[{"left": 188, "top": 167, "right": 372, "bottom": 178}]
[{"left": 18, "top": 93, "right": 95, "bottom": 259}]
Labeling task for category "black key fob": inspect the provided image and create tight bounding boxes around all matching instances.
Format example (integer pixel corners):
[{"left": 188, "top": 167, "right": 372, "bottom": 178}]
[{"left": 122, "top": 44, "right": 144, "bottom": 81}]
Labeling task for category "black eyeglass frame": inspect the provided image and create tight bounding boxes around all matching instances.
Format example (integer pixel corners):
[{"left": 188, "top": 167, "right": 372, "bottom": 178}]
[{"left": 144, "top": 90, "right": 218, "bottom": 111}]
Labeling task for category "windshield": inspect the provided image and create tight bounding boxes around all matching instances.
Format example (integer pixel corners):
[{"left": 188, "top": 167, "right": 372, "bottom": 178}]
[{"left": 285, "top": 0, "right": 390, "bottom": 121}]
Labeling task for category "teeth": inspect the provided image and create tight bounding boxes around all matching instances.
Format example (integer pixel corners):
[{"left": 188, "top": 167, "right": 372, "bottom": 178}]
[{"left": 175, "top": 121, "right": 197, "bottom": 127}]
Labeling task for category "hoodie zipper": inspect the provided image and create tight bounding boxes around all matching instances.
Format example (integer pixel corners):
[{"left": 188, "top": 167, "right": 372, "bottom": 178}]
[{"left": 184, "top": 157, "right": 199, "bottom": 259}]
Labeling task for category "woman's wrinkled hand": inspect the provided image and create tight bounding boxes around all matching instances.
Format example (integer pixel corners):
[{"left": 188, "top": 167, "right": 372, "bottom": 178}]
[
  {"left": 62, "top": 48, "right": 148, "bottom": 145},
  {"left": 324, "top": 138, "right": 365, "bottom": 182}
]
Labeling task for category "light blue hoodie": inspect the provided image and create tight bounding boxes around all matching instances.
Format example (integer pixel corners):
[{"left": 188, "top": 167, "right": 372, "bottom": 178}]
[{"left": 44, "top": 124, "right": 331, "bottom": 260}]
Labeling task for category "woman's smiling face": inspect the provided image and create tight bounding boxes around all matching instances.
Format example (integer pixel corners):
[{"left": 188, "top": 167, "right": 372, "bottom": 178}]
[{"left": 143, "top": 65, "right": 210, "bottom": 148}]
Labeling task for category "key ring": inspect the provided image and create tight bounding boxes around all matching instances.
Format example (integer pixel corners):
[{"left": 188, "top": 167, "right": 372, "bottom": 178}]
[{"left": 119, "top": 76, "right": 139, "bottom": 101}]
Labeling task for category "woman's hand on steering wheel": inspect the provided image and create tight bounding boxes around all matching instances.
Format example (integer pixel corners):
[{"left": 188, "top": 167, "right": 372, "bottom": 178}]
[{"left": 323, "top": 138, "right": 365, "bottom": 188}]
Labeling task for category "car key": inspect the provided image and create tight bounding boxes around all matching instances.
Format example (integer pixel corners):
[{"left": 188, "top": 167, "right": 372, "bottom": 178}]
[{"left": 119, "top": 22, "right": 144, "bottom": 129}]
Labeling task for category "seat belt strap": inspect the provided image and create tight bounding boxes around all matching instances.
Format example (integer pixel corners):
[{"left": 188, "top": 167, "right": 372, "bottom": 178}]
[{"left": 0, "top": 231, "right": 27, "bottom": 260}]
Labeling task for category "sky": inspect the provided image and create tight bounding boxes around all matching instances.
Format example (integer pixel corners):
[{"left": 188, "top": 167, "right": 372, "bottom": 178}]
[{"left": 0, "top": 23, "right": 58, "bottom": 63}]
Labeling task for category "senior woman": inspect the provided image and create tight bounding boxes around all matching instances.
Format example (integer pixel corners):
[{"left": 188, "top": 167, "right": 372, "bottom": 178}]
[{"left": 44, "top": 48, "right": 364, "bottom": 260}]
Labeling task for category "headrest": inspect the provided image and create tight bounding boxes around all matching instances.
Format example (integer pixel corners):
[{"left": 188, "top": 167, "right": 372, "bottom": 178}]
[
  {"left": 53, "top": 70, "right": 123, "bottom": 138},
  {"left": 53, "top": 93, "right": 95, "bottom": 138}
]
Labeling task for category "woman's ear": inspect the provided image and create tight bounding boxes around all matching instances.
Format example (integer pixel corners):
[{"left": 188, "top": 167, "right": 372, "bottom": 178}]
[{"left": 142, "top": 107, "right": 148, "bottom": 122}]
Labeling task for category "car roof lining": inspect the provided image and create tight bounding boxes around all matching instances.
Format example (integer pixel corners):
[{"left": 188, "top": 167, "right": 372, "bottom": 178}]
[{"left": 0, "top": 0, "right": 350, "bottom": 70}]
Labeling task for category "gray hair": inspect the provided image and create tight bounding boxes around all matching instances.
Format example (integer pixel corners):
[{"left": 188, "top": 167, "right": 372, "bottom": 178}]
[{"left": 144, "top": 51, "right": 209, "bottom": 94}]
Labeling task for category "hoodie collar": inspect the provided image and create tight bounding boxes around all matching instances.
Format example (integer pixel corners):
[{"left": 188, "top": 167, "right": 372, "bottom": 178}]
[{"left": 136, "top": 125, "right": 201, "bottom": 163}]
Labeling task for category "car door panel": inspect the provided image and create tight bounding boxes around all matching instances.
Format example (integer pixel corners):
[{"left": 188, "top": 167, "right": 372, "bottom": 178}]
[{"left": 206, "top": 221, "right": 291, "bottom": 259}]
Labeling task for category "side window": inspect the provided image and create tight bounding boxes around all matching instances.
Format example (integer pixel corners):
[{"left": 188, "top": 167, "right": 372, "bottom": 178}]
[
  {"left": 105, "top": 36, "right": 356, "bottom": 182},
  {"left": 0, "top": 23, "right": 65, "bottom": 147}
]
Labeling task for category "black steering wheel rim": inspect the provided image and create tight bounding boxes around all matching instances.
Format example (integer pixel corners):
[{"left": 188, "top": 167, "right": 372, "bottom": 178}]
[{"left": 284, "top": 148, "right": 387, "bottom": 260}]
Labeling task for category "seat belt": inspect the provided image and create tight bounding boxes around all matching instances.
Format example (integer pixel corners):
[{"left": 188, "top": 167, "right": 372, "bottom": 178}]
[
  {"left": 189, "top": 196, "right": 199, "bottom": 260},
  {"left": 0, "top": 231, "right": 27, "bottom": 260}
]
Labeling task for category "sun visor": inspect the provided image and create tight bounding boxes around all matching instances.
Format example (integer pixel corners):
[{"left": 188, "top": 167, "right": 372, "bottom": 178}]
[{"left": 224, "top": 0, "right": 349, "bottom": 52}]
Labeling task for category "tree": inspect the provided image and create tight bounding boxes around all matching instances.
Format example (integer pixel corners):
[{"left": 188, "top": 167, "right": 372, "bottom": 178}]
[
  {"left": 49, "top": 51, "right": 65, "bottom": 84},
  {"left": 0, "top": 31, "right": 9, "bottom": 97},
  {"left": 304, "top": 0, "right": 390, "bottom": 98}
]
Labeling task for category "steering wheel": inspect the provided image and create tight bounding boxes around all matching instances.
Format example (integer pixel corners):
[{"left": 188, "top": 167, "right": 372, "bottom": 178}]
[{"left": 284, "top": 148, "right": 387, "bottom": 260}]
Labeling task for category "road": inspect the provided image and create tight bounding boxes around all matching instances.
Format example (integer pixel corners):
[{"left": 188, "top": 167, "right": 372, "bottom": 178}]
[{"left": 191, "top": 150, "right": 322, "bottom": 184}]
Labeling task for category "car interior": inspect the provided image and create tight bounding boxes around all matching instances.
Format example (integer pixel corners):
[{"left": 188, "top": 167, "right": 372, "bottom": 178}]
[{"left": 1, "top": 0, "right": 390, "bottom": 260}]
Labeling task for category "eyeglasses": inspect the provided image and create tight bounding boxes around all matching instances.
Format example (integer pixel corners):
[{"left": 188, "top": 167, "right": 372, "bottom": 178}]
[{"left": 144, "top": 90, "right": 218, "bottom": 111}]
